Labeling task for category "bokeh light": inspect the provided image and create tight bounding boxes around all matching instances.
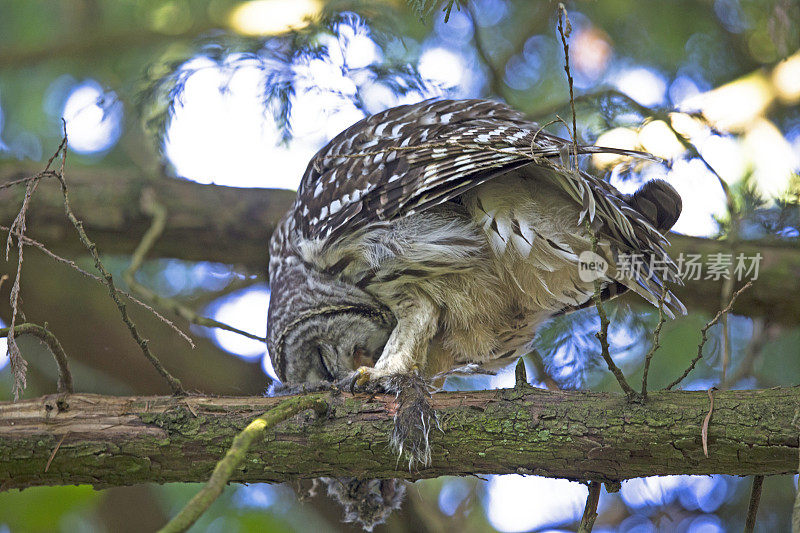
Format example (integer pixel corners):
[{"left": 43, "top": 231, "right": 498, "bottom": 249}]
[
  {"left": 164, "top": 56, "right": 322, "bottom": 189},
  {"left": 62, "top": 81, "right": 123, "bottom": 154},
  {"left": 419, "top": 47, "right": 466, "bottom": 90},
  {"left": 228, "top": 0, "right": 322, "bottom": 36},
  {"left": 485, "top": 475, "right": 588, "bottom": 531},
  {"left": 165, "top": 16, "right": 455, "bottom": 190},
  {"left": 613, "top": 67, "right": 668, "bottom": 107},
  {"left": 438, "top": 478, "right": 472, "bottom": 515},
  {"left": 620, "top": 475, "right": 733, "bottom": 514},
  {"left": 207, "top": 286, "right": 269, "bottom": 361}
]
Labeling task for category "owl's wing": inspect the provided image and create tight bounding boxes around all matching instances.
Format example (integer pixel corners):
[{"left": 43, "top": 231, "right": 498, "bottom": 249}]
[
  {"left": 293, "top": 98, "right": 680, "bottom": 310},
  {"left": 297, "top": 99, "right": 653, "bottom": 243}
]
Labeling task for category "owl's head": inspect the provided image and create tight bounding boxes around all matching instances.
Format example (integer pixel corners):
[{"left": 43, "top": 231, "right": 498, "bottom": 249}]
[{"left": 267, "top": 262, "right": 395, "bottom": 384}]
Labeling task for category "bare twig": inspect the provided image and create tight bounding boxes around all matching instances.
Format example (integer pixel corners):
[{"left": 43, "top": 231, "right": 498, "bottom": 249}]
[
  {"left": 701, "top": 386, "right": 717, "bottom": 458},
  {"left": 577, "top": 481, "right": 602, "bottom": 533},
  {"left": 120, "top": 189, "right": 194, "bottom": 348},
  {"left": 0, "top": 323, "right": 73, "bottom": 394},
  {"left": 158, "top": 395, "right": 328, "bottom": 533},
  {"left": 3, "top": 136, "right": 67, "bottom": 400},
  {"left": 665, "top": 281, "right": 753, "bottom": 390},
  {"left": 44, "top": 433, "right": 67, "bottom": 473},
  {"left": 744, "top": 474, "right": 764, "bottom": 533},
  {"left": 0, "top": 172, "right": 56, "bottom": 192},
  {"left": 6, "top": 179, "right": 39, "bottom": 400},
  {"left": 641, "top": 285, "right": 668, "bottom": 398},
  {"left": 0, "top": 225, "right": 195, "bottom": 346},
  {"left": 557, "top": 4, "right": 578, "bottom": 166},
  {"left": 53, "top": 124, "right": 185, "bottom": 395},
  {"left": 586, "top": 222, "right": 638, "bottom": 400},
  {"left": 122, "top": 190, "right": 266, "bottom": 344},
  {"left": 720, "top": 277, "right": 733, "bottom": 384}
]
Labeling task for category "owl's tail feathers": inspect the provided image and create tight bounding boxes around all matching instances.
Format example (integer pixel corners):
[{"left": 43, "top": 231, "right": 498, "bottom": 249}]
[
  {"left": 321, "top": 477, "right": 406, "bottom": 531},
  {"left": 626, "top": 179, "right": 683, "bottom": 234}
]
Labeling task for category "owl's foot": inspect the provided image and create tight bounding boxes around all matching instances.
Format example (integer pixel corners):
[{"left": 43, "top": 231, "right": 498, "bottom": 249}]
[
  {"left": 349, "top": 364, "right": 420, "bottom": 391},
  {"left": 350, "top": 366, "right": 374, "bottom": 391},
  {"left": 348, "top": 367, "right": 437, "bottom": 468}
]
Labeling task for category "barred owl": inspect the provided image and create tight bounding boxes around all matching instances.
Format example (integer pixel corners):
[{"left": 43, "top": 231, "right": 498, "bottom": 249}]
[
  {"left": 268, "top": 97, "right": 682, "bottom": 386},
  {"left": 268, "top": 98, "right": 683, "bottom": 529}
]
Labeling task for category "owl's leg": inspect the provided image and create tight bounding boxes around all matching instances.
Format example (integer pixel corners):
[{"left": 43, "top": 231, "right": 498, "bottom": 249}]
[
  {"left": 351, "top": 292, "right": 440, "bottom": 467},
  {"left": 354, "top": 292, "right": 439, "bottom": 383}
]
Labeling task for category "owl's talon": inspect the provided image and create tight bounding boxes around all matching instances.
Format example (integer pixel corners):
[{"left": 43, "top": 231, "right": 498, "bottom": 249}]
[
  {"left": 348, "top": 366, "right": 373, "bottom": 394},
  {"left": 355, "top": 366, "right": 372, "bottom": 387}
]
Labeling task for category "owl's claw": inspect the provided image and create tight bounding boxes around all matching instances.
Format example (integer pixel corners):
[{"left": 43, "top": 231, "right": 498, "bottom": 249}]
[
  {"left": 348, "top": 366, "right": 374, "bottom": 394},
  {"left": 355, "top": 366, "right": 372, "bottom": 387}
]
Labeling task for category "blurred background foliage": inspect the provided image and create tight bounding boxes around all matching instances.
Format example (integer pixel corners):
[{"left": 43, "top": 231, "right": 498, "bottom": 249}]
[{"left": 0, "top": 0, "right": 799, "bottom": 531}]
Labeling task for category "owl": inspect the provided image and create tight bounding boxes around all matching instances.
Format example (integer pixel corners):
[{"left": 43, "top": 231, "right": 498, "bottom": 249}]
[
  {"left": 267, "top": 97, "right": 684, "bottom": 529},
  {"left": 267, "top": 97, "right": 683, "bottom": 462},
  {"left": 268, "top": 97, "right": 682, "bottom": 382}
]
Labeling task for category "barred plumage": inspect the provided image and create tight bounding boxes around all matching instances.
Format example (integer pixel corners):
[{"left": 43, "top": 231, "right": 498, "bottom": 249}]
[{"left": 269, "top": 97, "right": 683, "bottom": 385}]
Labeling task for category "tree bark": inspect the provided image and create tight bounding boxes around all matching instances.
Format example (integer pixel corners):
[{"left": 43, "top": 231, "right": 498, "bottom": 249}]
[
  {"left": 1, "top": 164, "right": 798, "bottom": 324},
  {"left": 1, "top": 387, "right": 798, "bottom": 491}
]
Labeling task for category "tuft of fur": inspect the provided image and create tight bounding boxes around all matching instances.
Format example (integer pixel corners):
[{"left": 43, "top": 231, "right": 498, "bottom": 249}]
[
  {"left": 321, "top": 477, "right": 406, "bottom": 531},
  {"left": 381, "top": 373, "right": 439, "bottom": 469}
]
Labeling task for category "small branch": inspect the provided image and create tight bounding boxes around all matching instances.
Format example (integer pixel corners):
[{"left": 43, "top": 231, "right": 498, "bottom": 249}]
[
  {"left": 577, "top": 481, "right": 601, "bottom": 533},
  {"left": 0, "top": 323, "right": 73, "bottom": 394},
  {"left": 122, "top": 189, "right": 193, "bottom": 347},
  {"left": 4, "top": 136, "right": 67, "bottom": 400},
  {"left": 586, "top": 222, "right": 638, "bottom": 400},
  {"left": 122, "top": 189, "right": 266, "bottom": 344},
  {"left": 158, "top": 395, "right": 328, "bottom": 533},
  {"left": 514, "top": 357, "right": 528, "bottom": 388},
  {"left": 0, "top": 225, "right": 194, "bottom": 346},
  {"left": 721, "top": 319, "right": 774, "bottom": 389},
  {"left": 557, "top": 2, "right": 635, "bottom": 401},
  {"left": 0, "top": 173, "right": 56, "bottom": 192},
  {"left": 720, "top": 277, "right": 733, "bottom": 385},
  {"left": 53, "top": 125, "right": 185, "bottom": 395},
  {"left": 557, "top": 3, "right": 578, "bottom": 165},
  {"left": 44, "top": 433, "right": 67, "bottom": 473},
  {"left": 744, "top": 475, "right": 764, "bottom": 533},
  {"left": 665, "top": 281, "right": 753, "bottom": 391},
  {"left": 641, "top": 286, "right": 668, "bottom": 398}
]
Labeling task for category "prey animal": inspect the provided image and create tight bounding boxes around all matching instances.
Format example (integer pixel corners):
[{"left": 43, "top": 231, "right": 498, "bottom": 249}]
[{"left": 267, "top": 97, "right": 683, "bottom": 469}]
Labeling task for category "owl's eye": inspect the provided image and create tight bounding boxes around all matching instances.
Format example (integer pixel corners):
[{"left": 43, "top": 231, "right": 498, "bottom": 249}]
[{"left": 316, "top": 346, "right": 335, "bottom": 381}]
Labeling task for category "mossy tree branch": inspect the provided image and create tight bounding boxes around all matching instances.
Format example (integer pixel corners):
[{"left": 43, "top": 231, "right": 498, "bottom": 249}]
[{"left": 1, "top": 387, "right": 798, "bottom": 491}]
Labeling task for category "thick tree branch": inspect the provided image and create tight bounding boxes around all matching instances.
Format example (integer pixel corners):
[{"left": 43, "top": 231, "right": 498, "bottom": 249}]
[
  {"left": 1, "top": 165, "right": 798, "bottom": 323},
  {"left": 1, "top": 387, "right": 798, "bottom": 491}
]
